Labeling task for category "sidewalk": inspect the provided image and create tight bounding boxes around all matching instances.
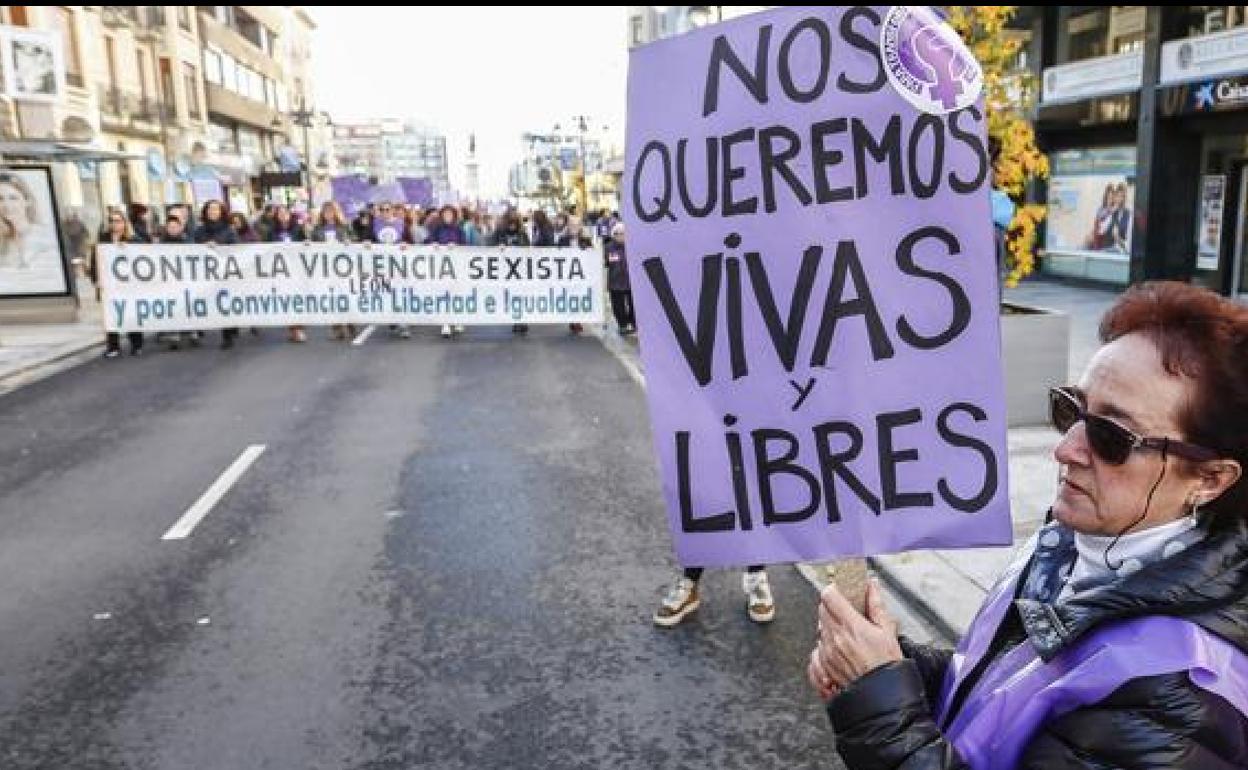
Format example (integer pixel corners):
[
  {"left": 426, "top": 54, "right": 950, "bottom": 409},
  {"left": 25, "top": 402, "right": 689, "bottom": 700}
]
[
  {"left": 598, "top": 277, "right": 1122, "bottom": 643},
  {"left": 0, "top": 321, "right": 102, "bottom": 396}
]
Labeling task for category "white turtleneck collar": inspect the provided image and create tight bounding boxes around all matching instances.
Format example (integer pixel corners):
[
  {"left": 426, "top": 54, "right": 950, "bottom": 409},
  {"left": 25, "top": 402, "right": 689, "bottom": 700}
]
[{"left": 1058, "top": 516, "right": 1201, "bottom": 602}]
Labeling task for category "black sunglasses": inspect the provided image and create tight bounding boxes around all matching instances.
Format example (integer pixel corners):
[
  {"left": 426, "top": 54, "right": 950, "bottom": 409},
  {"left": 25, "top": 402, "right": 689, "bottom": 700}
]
[{"left": 1049, "top": 387, "right": 1219, "bottom": 465}]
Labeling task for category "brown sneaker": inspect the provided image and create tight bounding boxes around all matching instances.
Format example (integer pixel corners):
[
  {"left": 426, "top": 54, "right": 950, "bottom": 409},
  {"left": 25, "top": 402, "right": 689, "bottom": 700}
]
[
  {"left": 744, "top": 571, "right": 775, "bottom": 623},
  {"left": 653, "top": 577, "right": 700, "bottom": 627}
]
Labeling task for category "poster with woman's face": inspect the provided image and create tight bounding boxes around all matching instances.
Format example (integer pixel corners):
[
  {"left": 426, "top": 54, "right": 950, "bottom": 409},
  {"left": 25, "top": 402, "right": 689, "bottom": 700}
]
[
  {"left": 1044, "top": 147, "right": 1138, "bottom": 258},
  {"left": 0, "top": 167, "right": 69, "bottom": 296},
  {"left": 1, "top": 28, "right": 64, "bottom": 103}
]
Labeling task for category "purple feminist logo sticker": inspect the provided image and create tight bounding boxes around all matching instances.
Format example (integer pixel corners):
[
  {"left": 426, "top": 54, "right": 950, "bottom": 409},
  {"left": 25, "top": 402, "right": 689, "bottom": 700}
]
[{"left": 881, "top": 6, "right": 982, "bottom": 115}]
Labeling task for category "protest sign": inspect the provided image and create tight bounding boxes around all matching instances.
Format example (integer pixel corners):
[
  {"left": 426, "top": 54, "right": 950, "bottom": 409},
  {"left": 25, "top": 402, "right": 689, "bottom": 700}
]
[
  {"left": 398, "top": 177, "right": 434, "bottom": 208},
  {"left": 98, "top": 243, "right": 601, "bottom": 331},
  {"left": 625, "top": 6, "right": 1010, "bottom": 566}
]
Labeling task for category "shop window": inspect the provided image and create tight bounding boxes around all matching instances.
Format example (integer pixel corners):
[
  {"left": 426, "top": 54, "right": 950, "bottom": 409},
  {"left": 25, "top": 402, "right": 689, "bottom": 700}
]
[{"left": 1180, "top": 6, "right": 1248, "bottom": 37}]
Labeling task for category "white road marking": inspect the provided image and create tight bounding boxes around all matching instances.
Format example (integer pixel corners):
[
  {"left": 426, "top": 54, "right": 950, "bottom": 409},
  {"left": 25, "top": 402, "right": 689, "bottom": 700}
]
[{"left": 162, "top": 445, "right": 266, "bottom": 540}]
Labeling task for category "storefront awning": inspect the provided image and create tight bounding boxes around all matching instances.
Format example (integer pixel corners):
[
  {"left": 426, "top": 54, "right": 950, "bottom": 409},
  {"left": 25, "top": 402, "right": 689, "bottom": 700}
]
[{"left": 0, "top": 140, "right": 144, "bottom": 163}]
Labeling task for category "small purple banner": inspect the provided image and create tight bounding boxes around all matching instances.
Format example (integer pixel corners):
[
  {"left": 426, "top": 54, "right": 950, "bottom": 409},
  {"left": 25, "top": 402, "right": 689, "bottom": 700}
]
[
  {"left": 397, "top": 177, "right": 434, "bottom": 208},
  {"left": 330, "top": 174, "right": 371, "bottom": 218},
  {"left": 625, "top": 6, "right": 1009, "bottom": 567}
]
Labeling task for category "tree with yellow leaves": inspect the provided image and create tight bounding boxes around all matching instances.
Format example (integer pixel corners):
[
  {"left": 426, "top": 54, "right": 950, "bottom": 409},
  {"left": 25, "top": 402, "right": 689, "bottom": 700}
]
[{"left": 945, "top": 6, "right": 1049, "bottom": 287}]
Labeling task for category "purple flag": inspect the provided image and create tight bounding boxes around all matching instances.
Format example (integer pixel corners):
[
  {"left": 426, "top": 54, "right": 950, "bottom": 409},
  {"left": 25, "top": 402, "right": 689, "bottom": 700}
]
[
  {"left": 330, "top": 174, "right": 371, "bottom": 218},
  {"left": 398, "top": 177, "right": 434, "bottom": 208},
  {"left": 624, "top": 6, "right": 1009, "bottom": 567}
]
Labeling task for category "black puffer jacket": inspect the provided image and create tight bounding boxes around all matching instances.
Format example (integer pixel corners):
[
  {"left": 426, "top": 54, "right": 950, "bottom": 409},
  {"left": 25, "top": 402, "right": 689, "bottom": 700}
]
[{"left": 828, "top": 518, "right": 1248, "bottom": 769}]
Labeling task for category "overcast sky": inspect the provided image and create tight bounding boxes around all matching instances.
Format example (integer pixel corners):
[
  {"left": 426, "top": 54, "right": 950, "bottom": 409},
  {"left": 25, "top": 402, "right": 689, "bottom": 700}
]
[{"left": 309, "top": 6, "right": 630, "bottom": 198}]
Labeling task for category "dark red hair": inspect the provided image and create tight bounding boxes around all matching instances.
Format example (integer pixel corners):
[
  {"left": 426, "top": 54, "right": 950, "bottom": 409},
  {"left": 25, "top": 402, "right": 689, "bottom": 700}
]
[{"left": 1099, "top": 281, "right": 1248, "bottom": 526}]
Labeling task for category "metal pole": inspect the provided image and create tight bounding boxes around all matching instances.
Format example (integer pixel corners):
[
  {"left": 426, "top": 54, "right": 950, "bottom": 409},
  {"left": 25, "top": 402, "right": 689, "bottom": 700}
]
[{"left": 302, "top": 112, "right": 313, "bottom": 206}]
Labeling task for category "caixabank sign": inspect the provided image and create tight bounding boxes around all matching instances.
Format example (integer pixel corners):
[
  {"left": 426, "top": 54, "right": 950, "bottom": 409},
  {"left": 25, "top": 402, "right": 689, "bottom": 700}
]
[{"left": 1161, "top": 75, "right": 1248, "bottom": 116}]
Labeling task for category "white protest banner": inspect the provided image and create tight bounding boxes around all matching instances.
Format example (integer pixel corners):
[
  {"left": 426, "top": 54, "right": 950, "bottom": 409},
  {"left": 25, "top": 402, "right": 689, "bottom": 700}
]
[{"left": 97, "top": 244, "right": 602, "bottom": 332}]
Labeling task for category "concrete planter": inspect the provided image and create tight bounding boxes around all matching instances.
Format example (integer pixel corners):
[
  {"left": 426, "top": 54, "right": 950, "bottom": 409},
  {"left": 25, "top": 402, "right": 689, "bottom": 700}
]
[{"left": 1001, "top": 302, "right": 1070, "bottom": 427}]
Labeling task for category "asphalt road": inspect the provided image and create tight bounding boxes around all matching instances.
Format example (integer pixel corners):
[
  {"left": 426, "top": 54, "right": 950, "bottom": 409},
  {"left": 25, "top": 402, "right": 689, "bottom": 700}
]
[{"left": 0, "top": 326, "right": 847, "bottom": 770}]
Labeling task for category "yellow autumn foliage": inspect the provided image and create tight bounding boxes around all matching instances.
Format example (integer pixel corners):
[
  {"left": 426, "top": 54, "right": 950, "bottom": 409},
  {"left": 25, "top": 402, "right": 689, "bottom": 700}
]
[{"left": 946, "top": 6, "right": 1049, "bottom": 287}]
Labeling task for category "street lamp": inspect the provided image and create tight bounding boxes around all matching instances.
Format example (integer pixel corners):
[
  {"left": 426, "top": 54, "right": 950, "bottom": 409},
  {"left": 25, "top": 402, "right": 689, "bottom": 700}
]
[
  {"left": 556, "top": 115, "right": 593, "bottom": 215},
  {"left": 272, "top": 97, "right": 332, "bottom": 206}
]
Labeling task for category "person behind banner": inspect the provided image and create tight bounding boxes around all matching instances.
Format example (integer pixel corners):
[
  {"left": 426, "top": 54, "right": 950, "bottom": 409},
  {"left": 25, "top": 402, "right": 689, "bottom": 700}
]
[
  {"left": 265, "top": 205, "right": 309, "bottom": 343},
  {"left": 158, "top": 215, "right": 198, "bottom": 352},
  {"left": 556, "top": 215, "right": 592, "bottom": 336},
  {"left": 808, "top": 282, "right": 1248, "bottom": 769},
  {"left": 352, "top": 208, "right": 375, "bottom": 243},
  {"left": 228, "top": 211, "right": 258, "bottom": 244},
  {"left": 313, "top": 201, "right": 356, "bottom": 342},
  {"left": 371, "top": 202, "right": 412, "bottom": 339},
  {"left": 193, "top": 200, "right": 241, "bottom": 350},
  {"left": 426, "top": 205, "right": 466, "bottom": 340},
  {"left": 492, "top": 211, "right": 532, "bottom": 335},
  {"left": 604, "top": 222, "right": 635, "bottom": 336},
  {"left": 461, "top": 209, "right": 483, "bottom": 246},
  {"left": 96, "top": 211, "right": 147, "bottom": 358}
]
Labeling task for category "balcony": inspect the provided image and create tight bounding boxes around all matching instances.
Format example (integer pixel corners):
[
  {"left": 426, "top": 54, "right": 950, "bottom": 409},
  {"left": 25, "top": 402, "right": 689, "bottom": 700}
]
[
  {"left": 197, "top": 9, "right": 283, "bottom": 82},
  {"left": 96, "top": 83, "right": 174, "bottom": 136},
  {"left": 101, "top": 5, "right": 166, "bottom": 32},
  {"left": 204, "top": 83, "right": 282, "bottom": 131}
]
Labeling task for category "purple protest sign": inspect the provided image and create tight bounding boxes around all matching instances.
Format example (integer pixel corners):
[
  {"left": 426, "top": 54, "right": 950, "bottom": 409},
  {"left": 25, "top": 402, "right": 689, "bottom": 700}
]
[
  {"left": 624, "top": 6, "right": 1009, "bottom": 567},
  {"left": 330, "top": 174, "right": 370, "bottom": 218},
  {"left": 397, "top": 177, "right": 434, "bottom": 208}
]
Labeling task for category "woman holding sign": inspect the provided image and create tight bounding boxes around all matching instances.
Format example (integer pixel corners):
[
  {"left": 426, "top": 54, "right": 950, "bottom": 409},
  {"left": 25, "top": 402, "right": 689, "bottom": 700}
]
[
  {"left": 193, "top": 200, "right": 240, "bottom": 350},
  {"left": 96, "top": 211, "right": 147, "bottom": 358},
  {"left": 313, "top": 202, "right": 356, "bottom": 342},
  {"left": 808, "top": 282, "right": 1248, "bottom": 769},
  {"left": 265, "top": 205, "right": 309, "bottom": 343}
]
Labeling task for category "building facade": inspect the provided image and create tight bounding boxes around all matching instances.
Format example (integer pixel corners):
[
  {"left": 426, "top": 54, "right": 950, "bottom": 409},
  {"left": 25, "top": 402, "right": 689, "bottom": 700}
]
[
  {"left": 1022, "top": 6, "right": 1248, "bottom": 300},
  {"left": 333, "top": 120, "right": 450, "bottom": 203}
]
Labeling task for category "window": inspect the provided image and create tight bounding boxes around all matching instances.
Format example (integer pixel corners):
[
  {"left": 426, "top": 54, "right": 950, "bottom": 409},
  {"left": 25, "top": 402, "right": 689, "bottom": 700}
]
[
  {"left": 249, "top": 70, "right": 263, "bottom": 102},
  {"left": 1181, "top": 6, "right": 1248, "bottom": 37},
  {"left": 178, "top": 5, "right": 192, "bottom": 31},
  {"left": 104, "top": 36, "right": 118, "bottom": 87},
  {"left": 183, "top": 63, "right": 201, "bottom": 119},
  {"left": 237, "top": 126, "right": 262, "bottom": 162},
  {"left": 630, "top": 15, "right": 643, "bottom": 46},
  {"left": 137, "top": 50, "right": 150, "bottom": 101},
  {"left": 220, "top": 53, "right": 236, "bottom": 93},
  {"left": 53, "top": 7, "right": 82, "bottom": 87},
  {"left": 160, "top": 57, "right": 174, "bottom": 118},
  {"left": 234, "top": 64, "right": 250, "bottom": 97},
  {"left": 209, "top": 120, "right": 238, "bottom": 155},
  {"left": 203, "top": 48, "right": 222, "bottom": 85}
]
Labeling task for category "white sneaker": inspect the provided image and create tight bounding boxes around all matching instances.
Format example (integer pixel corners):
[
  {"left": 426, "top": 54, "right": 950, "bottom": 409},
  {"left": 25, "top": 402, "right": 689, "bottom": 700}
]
[
  {"left": 743, "top": 571, "right": 775, "bottom": 623},
  {"left": 653, "top": 576, "right": 700, "bottom": 627},
  {"left": 440, "top": 325, "right": 452, "bottom": 338},
  {"left": 453, "top": 324, "right": 465, "bottom": 334}
]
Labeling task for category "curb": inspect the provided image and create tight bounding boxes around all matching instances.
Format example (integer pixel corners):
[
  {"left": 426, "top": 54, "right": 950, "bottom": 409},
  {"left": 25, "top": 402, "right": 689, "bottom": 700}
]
[
  {"left": 0, "top": 338, "right": 103, "bottom": 396},
  {"left": 866, "top": 557, "right": 962, "bottom": 644}
]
